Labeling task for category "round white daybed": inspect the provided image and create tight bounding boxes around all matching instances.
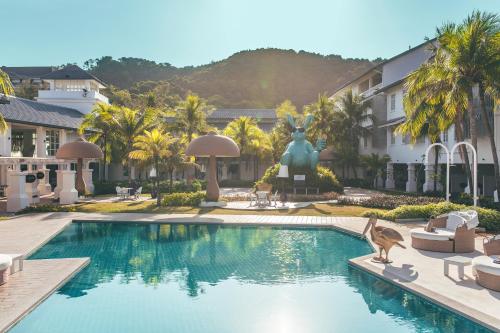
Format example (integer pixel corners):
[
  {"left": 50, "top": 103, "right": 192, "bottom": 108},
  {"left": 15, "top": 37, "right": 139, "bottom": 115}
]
[{"left": 473, "top": 236, "right": 500, "bottom": 291}]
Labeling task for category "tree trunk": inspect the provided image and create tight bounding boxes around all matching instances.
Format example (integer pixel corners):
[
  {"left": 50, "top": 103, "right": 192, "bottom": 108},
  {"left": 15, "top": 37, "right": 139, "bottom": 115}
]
[
  {"left": 155, "top": 158, "right": 161, "bottom": 207},
  {"left": 479, "top": 85, "right": 500, "bottom": 195},
  {"left": 455, "top": 118, "right": 474, "bottom": 192},
  {"left": 352, "top": 165, "right": 358, "bottom": 179},
  {"left": 467, "top": 90, "right": 478, "bottom": 153},
  {"left": 102, "top": 134, "right": 107, "bottom": 181},
  {"left": 169, "top": 170, "right": 174, "bottom": 193},
  {"left": 434, "top": 145, "right": 440, "bottom": 192}
]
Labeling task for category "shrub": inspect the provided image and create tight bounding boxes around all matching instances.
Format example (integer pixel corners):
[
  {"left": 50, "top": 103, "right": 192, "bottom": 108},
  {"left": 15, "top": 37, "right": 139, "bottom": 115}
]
[
  {"left": 16, "top": 204, "right": 77, "bottom": 215},
  {"left": 362, "top": 201, "right": 500, "bottom": 232},
  {"left": 94, "top": 179, "right": 206, "bottom": 195},
  {"left": 257, "top": 164, "right": 343, "bottom": 193},
  {"left": 161, "top": 191, "right": 206, "bottom": 206},
  {"left": 219, "top": 179, "right": 255, "bottom": 188},
  {"left": 339, "top": 194, "right": 444, "bottom": 210}
]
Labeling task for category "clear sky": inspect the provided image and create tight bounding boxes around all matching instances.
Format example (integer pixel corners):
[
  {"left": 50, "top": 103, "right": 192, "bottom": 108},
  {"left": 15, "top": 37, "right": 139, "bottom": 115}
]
[{"left": 2, "top": 0, "right": 498, "bottom": 68}]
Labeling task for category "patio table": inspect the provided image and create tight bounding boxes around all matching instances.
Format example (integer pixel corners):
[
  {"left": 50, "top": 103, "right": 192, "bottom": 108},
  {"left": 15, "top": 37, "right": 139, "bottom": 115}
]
[{"left": 444, "top": 255, "right": 472, "bottom": 279}]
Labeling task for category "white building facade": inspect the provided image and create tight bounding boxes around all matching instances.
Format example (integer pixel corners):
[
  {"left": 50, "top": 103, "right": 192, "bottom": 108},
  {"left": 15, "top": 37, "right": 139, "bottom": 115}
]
[{"left": 330, "top": 41, "right": 499, "bottom": 196}]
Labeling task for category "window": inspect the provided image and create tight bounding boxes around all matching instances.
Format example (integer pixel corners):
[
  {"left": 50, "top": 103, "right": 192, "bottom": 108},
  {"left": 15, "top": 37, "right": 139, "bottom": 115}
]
[
  {"left": 402, "top": 134, "right": 410, "bottom": 145},
  {"left": 390, "top": 94, "right": 396, "bottom": 113},
  {"left": 390, "top": 127, "right": 396, "bottom": 145},
  {"left": 442, "top": 130, "right": 448, "bottom": 142},
  {"left": 11, "top": 132, "right": 23, "bottom": 152},
  {"left": 359, "top": 79, "right": 369, "bottom": 93},
  {"left": 372, "top": 73, "right": 382, "bottom": 86},
  {"left": 45, "top": 130, "right": 60, "bottom": 156}
]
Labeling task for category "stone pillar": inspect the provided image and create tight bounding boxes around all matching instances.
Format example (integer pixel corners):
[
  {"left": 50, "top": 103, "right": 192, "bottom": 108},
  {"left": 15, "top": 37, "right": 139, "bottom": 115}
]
[
  {"left": 37, "top": 164, "right": 52, "bottom": 195},
  {"left": 406, "top": 163, "right": 417, "bottom": 192},
  {"left": 36, "top": 127, "right": 46, "bottom": 158},
  {"left": 423, "top": 164, "right": 443, "bottom": 192},
  {"left": 82, "top": 167, "right": 94, "bottom": 195},
  {"left": 25, "top": 164, "right": 40, "bottom": 204},
  {"left": 58, "top": 169, "right": 78, "bottom": 205},
  {"left": 385, "top": 163, "right": 395, "bottom": 189},
  {"left": 6, "top": 169, "right": 29, "bottom": 212}
]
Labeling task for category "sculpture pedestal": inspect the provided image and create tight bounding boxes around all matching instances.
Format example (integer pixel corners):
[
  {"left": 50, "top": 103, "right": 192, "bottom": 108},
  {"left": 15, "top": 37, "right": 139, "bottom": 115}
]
[
  {"left": 6, "top": 171, "right": 29, "bottom": 212},
  {"left": 57, "top": 170, "right": 78, "bottom": 205},
  {"left": 37, "top": 169, "right": 52, "bottom": 195}
]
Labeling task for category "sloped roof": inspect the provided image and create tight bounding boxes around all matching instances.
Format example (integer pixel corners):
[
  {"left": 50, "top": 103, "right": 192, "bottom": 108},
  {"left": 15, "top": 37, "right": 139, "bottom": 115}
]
[
  {"left": 0, "top": 96, "right": 84, "bottom": 130},
  {"left": 208, "top": 109, "right": 277, "bottom": 120},
  {"left": 40, "top": 65, "right": 106, "bottom": 86},
  {"left": 2, "top": 66, "right": 56, "bottom": 80}
]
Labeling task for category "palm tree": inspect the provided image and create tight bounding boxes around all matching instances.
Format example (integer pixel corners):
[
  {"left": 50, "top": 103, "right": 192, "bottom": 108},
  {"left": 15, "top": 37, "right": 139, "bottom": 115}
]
[
  {"left": 113, "top": 107, "right": 156, "bottom": 183},
  {"left": 175, "top": 94, "right": 212, "bottom": 143},
  {"left": 129, "top": 128, "right": 175, "bottom": 206},
  {"left": 223, "top": 117, "right": 272, "bottom": 180},
  {"left": 79, "top": 103, "right": 117, "bottom": 180},
  {"left": 304, "top": 93, "right": 335, "bottom": 142},
  {"left": 397, "top": 100, "right": 454, "bottom": 192},
  {"left": 0, "top": 69, "right": 13, "bottom": 132},
  {"left": 332, "top": 91, "right": 373, "bottom": 178},
  {"left": 361, "top": 153, "right": 391, "bottom": 188},
  {"left": 162, "top": 140, "right": 198, "bottom": 191},
  {"left": 0, "top": 69, "right": 14, "bottom": 97}
]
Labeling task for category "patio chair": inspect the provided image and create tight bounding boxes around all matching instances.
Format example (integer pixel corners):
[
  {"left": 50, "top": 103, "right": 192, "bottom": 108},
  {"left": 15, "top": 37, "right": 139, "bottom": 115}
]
[
  {"left": 0, "top": 254, "right": 12, "bottom": 285},
  {"left": 409, "top": 211, "right": 478, "bottom": 253},
  {"left": 116, "top": 186, "right": 127, "bottom": 199},
  {"left": 270, "top": 190, "right": 279, "bottom": 207},
  {"left": 134, "top": 186, "right": 142, "bottom": 200},
  {"left": 472, "top": 235, "right": 500, "bottom": 291}
]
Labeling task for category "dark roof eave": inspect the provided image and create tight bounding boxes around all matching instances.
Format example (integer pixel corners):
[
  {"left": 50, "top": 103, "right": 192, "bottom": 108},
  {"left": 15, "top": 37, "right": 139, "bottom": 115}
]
[{"left": 6, "top": 119, "right": 80, "bottom": 131}]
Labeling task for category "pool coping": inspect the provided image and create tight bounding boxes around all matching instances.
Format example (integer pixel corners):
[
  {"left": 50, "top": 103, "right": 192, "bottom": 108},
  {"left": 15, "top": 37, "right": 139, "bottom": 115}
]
[
  {"left": 1, "top": 258, "right": 90, "bottom": 333},
  {"left": 1, "top": 212, "right": 498, "bottom": 332}
]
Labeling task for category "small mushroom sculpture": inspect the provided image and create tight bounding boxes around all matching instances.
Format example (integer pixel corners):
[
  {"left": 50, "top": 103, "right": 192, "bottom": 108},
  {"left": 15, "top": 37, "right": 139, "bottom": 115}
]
[
  {"left": 185, "top": 132, "right": 240, "bottom": 202},
  {"left": 56, "top": 137, "right": 103, "bottom": 196}
]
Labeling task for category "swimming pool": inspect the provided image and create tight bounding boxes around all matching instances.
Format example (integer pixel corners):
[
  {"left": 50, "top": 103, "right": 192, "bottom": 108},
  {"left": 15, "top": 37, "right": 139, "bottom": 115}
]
[{"left": 10, "top": 222, "right": 491, "bottom": 333}]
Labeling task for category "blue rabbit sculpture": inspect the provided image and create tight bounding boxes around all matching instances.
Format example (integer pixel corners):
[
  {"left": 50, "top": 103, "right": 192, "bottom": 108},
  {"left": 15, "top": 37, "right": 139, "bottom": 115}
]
[{"left": 280, "top": 114, "right": 326, "bottom": 170}]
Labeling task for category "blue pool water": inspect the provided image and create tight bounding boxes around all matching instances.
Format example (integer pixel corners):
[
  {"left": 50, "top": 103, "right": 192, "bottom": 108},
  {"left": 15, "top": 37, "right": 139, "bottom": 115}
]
[{"left": 10, "top": 222, "right": 491, "bottom": 333}]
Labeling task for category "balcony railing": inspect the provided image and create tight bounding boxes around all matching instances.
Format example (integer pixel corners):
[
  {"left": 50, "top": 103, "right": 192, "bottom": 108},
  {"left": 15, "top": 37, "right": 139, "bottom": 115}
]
[
  {"left": 359, "top": 83, "right": 382, "bottom": 99},
  {"left": 38, "top": 90, "right": 109, "bottom": 103}
]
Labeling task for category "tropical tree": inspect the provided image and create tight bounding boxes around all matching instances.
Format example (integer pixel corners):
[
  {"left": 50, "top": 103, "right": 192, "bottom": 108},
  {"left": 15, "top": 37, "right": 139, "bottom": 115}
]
[
  {"left": 223, "top": 117, "right": 272, "bottom": 180},
  {"left": 331, "top": 91, "right": 373, "bottom": 178},
  {"left": 361, "top": 153, "right": 391, "bottom": 188},
  {"left": 0, "top": 69, "right": 13, "bottom": 132},
  {"left": 79, "top": 103, "right": 117, "bottom": 180},
  {"left": 112, "top": 107, "right": 156, "bottom": 183},
  {"left": 129, "top": 128, "right": 175, "bottom": 206},
  {"left": 0, "top": 69, "right": 14, "bottom": 97},
  {"left": 162, "top": 140, "right": 199, "bottom": 191},
  {"left": 175, "top": 94, "right": 212, "bottom": 143},
  {"left": 275, "top": 100, "right": 299, "bottom": 118},
  {"left": 303, "top": 93, "right": 335, "bottom": 143}
]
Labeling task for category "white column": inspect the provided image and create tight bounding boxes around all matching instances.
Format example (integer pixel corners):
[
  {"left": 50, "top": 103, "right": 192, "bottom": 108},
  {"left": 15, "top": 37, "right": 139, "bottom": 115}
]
[
  {"left": 54, "top": 164, "right": 64, "bottom": 198},
  {"left": 37, "top": 164, "right": 52, "bottom": 195},
  {"left": 36, "top": 127, "right": 46, "bottom": 158},
  {"left": 82, "top": 167, "right": 94, "bottom": 194},
  {"left": 6, "top": 169, "right": 29, "bottom": 212},
  {"left": 58, "top": 169, "right": 78, "bottom": 204},
  {"left": 406, "top": 163, "right": 417, "bottom": 192},
  {"left": 385, "top": 163, "right": 395, "bottom": 189}
]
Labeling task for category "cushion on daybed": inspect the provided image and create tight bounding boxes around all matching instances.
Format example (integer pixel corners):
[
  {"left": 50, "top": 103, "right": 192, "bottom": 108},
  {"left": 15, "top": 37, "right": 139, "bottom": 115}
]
[
  {"left": 0, "top": 254, "right": 12, "bottom": 271},
  {"left": 410, "top": 228, "right": 455, "bottom": 241},
  {"left": 472, "top": 256, "right": 500, "bottom": 276}
]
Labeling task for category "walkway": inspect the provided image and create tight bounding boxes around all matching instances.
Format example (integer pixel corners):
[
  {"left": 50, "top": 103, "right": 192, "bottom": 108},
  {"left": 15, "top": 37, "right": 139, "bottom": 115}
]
[{"left": 0, "top": 212, "right": 498, "bottom": 332}]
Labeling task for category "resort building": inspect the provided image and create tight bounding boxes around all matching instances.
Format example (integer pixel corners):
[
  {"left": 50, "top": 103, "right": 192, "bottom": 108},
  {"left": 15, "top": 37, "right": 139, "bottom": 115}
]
[{"left": 330, "top": 40, "right": 499, "bottom": 196}]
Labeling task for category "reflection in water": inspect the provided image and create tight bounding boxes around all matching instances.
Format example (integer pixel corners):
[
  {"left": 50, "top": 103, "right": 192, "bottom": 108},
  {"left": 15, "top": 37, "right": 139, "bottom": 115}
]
[{"left": 12, "top": 223, "right": 490, "bottom": 333}]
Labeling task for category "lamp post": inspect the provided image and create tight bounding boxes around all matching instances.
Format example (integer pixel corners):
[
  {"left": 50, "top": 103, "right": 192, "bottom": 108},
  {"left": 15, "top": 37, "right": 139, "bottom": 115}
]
[{"left": 277, "top": 165, "right": 289, "bottom": 207}]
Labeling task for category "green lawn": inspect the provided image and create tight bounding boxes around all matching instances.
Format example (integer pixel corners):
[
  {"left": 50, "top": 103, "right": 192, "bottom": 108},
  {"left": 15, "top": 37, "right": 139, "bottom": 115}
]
[{"left": 68, "top": 200, "right": 384, "bottom": 217}]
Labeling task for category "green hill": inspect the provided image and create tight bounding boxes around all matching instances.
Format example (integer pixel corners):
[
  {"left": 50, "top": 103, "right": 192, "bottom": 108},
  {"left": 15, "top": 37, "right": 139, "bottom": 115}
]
[{"left": 85, "top": 48, "right": 378, "bottom": 108}]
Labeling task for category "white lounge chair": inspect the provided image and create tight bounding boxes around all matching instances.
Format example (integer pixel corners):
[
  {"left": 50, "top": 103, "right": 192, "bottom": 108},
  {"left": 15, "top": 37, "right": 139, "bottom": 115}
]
[{"left": 472, "top": 235, "right": 500, "bottom": 291}]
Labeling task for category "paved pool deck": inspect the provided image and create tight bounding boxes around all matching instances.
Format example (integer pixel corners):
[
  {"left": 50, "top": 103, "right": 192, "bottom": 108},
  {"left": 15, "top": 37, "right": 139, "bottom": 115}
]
[{"left": 0, "top": 212, "right": 498, "bottom": 332}]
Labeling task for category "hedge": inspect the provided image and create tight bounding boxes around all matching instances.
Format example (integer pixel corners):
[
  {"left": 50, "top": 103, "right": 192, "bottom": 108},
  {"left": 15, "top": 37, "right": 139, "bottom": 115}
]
[
  {"left": 94, "top": 179, "right": 206, "bottom": 195},
  {"left": 339, "top": 195, "right": 444, "bottom": 210},
  {"left": 362, "top": 201, "right": 500, "bottom": 232},
  {"left": 257, "top": 164, "right": 343, "bottom": 193},
  {"left": 161, "top": 191, "right": 206, "bottom": 206}
]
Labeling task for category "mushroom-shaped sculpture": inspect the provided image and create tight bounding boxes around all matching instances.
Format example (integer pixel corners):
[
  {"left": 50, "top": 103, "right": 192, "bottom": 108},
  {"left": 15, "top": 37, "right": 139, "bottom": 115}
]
[
  {"left": 56, "top": 137, "right": 103, "bottom": 195},
  {"left": 185, "top": 132, "right": 240, "bottom": 201}
]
